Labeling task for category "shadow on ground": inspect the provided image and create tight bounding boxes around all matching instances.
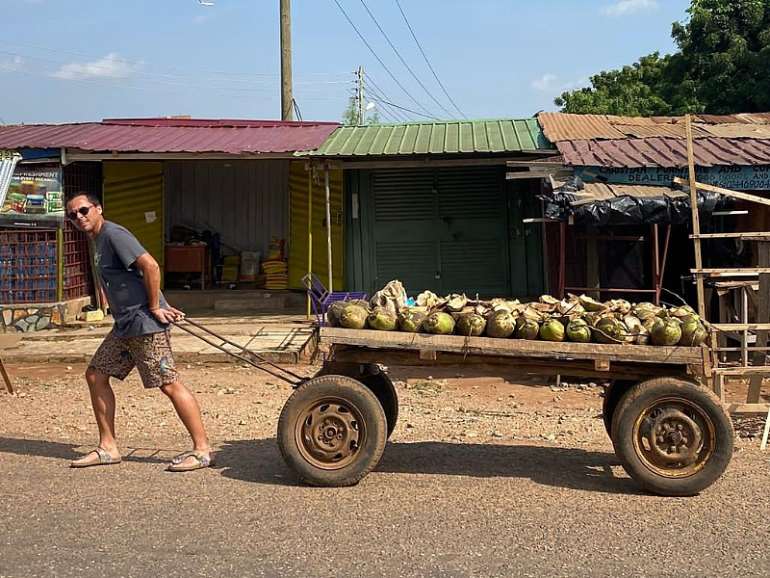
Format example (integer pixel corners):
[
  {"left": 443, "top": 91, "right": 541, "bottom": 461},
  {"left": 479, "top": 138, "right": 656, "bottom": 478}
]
[
  {"left": 213, "top": 438, "right": 640, "bottom": 495},
  {"left": 0, "top": 435, "right": 639, "bottom": 495}
]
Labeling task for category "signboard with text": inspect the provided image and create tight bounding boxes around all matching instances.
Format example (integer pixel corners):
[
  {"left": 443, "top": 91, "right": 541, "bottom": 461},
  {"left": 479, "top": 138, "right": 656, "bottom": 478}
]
[
  {"left": 0, "top": 162, "right": 64, "bottom": 225},
  {"left": 575, "top": 165, "right": 770, "bottom": 191}
]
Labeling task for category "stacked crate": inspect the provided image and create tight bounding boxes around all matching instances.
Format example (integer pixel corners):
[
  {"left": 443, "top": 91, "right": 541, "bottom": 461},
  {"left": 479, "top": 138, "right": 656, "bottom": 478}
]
[{"left": 0, "top": 229, "right": 58, "bottom": 304}]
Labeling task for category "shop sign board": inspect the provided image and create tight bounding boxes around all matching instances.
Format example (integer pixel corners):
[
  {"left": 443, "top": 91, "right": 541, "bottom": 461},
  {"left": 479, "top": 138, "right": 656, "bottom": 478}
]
[{"left": 575, "top": 165, "right": 770, "bottom": 191}]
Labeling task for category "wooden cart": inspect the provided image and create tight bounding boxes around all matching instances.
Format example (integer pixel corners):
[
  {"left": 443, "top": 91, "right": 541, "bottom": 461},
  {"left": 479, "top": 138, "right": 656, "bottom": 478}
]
[{"left": 276, "top": 327, "right": 733, "bottom": 497}]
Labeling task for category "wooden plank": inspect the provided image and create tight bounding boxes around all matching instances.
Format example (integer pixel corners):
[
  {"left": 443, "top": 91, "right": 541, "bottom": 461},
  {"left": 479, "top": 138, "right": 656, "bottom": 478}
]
[
  {"left": 329, "top": 347, "right": 693, "bottom": 381},
  {"left": 692, "top": 268, "right": 770, "bottom": 277},
  {"left": 319, "top": 327, "right": 704, "bottom": 365},
  {"left": 691, "top": 232, "right": 770, "bottom": 240},
  {"left": 714, "top": 366, "right": 770, "bottom": 376},
  {"left": 684, "top": 115, "right": 706, "bottom": 318},
  {"left": 712, "top": 323, "right": 770, "bottom": 331},
  {"left": 673, "top": 177, "right": 770, "bottom": 208},
  {"left": 728, "top": 403, "right": 770, "bottom": 414},
  {"left": 0, "top": 334, "right": 22, "bottom": 349}
]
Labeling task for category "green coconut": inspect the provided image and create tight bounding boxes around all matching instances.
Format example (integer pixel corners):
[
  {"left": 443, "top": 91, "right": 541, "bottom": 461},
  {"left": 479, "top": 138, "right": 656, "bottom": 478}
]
[
  {"left": 456, "top": 312, "right": 486, "bottom": 337},
  {"left": 579, "top": 294, "right": 607, "bottom": 312},
  {"left": 609, "top": 299, "right": 632, "bottom": 315},
  {"left": 622, "top": 315, "right": 643, "bottom": 344},
  {"left": 539, "top": 318, "right": 565, "bottom": 342},
  {"left": 515, "top": 317, "right": 540, "bottom": 340},
  {"left": 339, "top": 304, "right": 369, "bottom": 330},
  {"left": 679, "top": 318, "right": 708, "bottom": 346},
  {"left": 486, "top": 310, "right": 516, "bottom": 338},
  {"left": 634, "top": 303, "right": 661, "bottom": 321},
  {"left": 566, "top": 318, "right": 592, "bottom": 343},
  {"left": 398, "top": 309, "right": 427, "bottom": 333},
  {"left": 651, "top": 317, "right": 683, "bottom": 346},
  {"left": 540, "top": 294, "right": 560, "bottom": 305},
  {"left": 367, "top": 308, "right": 397, "bottom": 331},
  {"left": 670, "top": 305, "right": 697, "bottom": 319},
  {"left": 422, "top": 312, "right": 455, "bottom": 335},
  {"left": 593, "top": 317, "right": 626, "bottom": 344}
]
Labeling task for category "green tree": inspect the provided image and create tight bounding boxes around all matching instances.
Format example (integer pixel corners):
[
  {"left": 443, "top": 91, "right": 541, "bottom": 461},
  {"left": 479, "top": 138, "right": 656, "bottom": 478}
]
[{"left": 555, "top": 0, "right": 770, "bottom": 115}]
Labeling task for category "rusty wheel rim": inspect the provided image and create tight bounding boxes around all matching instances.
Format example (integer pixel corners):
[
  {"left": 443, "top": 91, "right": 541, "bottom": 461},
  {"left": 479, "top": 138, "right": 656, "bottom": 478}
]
[
  {"left": 632, "top": 395, "right": 715, "bottom": 479},
  {"left": 294, "top": 396, "right": 366, "bottom": 470}
]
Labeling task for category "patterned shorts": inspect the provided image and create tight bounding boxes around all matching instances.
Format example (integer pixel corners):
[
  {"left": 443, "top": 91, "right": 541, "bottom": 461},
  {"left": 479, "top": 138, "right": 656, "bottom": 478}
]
[{"left": 88, "top": 330, "right": 179, "bottom": 389}]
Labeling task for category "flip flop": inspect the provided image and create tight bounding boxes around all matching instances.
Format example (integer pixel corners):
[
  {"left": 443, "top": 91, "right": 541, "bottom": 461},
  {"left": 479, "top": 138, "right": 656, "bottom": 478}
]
[
  {"left": 70, "top": 447, "right": 122, "bottom": 468},
  {"left": 166, "top": 450, "right": 213, "bottom": 472}
]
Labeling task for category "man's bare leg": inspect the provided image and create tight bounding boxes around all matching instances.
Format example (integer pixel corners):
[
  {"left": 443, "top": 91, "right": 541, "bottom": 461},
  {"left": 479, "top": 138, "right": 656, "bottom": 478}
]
[
  {"left": 160, "top": 380, "right": 211, "bottom": 468},
  {"left": 71, "top": 368, "right": 121, "bottom": 466}
]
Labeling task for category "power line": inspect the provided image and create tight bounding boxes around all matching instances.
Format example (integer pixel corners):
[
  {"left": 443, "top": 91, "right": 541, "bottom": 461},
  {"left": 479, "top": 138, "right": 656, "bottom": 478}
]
[
  {"left": 330, "top": 0, "right": 438, "bottom": 120},
  {"left": 366, "top": 97, "right": 436, "bottom": 120},
  {"left": 363, "top": 72, "right": 409, "bottom": 121},
  {"left": 358, "top": 0, "right": 453, "bottom": 119},
  {"left": 365, "top": 85, "right": 409, "bottom": 122},
  {"left": 394, "top": 0, "right": 466, "bottom": 118}
]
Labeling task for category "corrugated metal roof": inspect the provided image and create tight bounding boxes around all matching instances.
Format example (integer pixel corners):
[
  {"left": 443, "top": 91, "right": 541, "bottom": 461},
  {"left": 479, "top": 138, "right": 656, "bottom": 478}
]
[
  {"left": 305, "top": 119, "right": 553, "bottom": 157},
  {"left": 556, "top": 138, "right": 770, "bottom": 168},
  {"left": 0, "top": 118, "right": 339, "bottom": 155},
  {"left": 538, "top": 112, "right": 770, "bottom": 143}
]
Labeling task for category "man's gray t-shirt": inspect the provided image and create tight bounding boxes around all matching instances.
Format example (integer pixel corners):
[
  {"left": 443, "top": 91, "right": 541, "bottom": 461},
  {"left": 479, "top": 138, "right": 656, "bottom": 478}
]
[{"left": 94, "top": 221, "right": 168, "bottom": 337}]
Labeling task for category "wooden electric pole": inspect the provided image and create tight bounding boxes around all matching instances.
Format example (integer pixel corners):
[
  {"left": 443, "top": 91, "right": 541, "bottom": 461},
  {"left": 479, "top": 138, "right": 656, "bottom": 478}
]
[{"left": 280, "top": 0, "right": 293, "bottom": 121}]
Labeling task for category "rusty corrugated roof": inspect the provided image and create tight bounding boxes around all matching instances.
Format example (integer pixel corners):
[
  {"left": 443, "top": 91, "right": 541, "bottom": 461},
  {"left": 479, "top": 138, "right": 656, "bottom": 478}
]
[
  {"left": 556, "top": 138, "right": 770, "bottom": 168},
  {"left": 538, "top": 112, "right": 770, "bottom": 143},
  {"left": 0, "top": 118, "right": 339, "bottom": 155}
]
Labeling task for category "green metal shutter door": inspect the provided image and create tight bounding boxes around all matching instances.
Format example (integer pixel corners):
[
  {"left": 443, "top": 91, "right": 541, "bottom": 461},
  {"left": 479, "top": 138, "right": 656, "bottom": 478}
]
[
  {"left": 368, "top": 166, "right": 509, "bottom": 297},
  {"left": 436, "top": 166, "right": 509, "bottom": 296},
  {"left": 370, "top": 168, "right": 438, "bottom": 293}
]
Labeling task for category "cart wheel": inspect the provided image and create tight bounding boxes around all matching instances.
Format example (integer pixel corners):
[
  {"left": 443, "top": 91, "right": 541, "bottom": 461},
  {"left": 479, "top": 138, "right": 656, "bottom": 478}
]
[
  {"left": 277, "top": 374, "right": 387, "bottom": 487},
  {"left": 611, "top": 378, "right": 733, "bottom": 496}
]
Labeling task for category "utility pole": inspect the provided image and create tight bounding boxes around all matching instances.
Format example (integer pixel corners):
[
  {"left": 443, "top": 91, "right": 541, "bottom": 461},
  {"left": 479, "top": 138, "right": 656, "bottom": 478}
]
[
  {"left": 280, "top": 0, "right": 293, "bottom": 121},
  {"left": 356, "top": 65, "right": 365, "bottom": 125}
]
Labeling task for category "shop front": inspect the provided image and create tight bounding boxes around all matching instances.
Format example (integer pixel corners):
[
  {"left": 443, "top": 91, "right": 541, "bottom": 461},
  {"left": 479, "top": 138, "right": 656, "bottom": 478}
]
[{"left": 0, "top": 149, "right": 94, "bottom": 332}]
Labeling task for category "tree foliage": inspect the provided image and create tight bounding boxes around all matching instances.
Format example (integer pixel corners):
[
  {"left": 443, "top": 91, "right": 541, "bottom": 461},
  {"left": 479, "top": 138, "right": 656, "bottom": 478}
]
[
  {"left": 341, "top": 94, "right": 380, "bottom": 125},
  {"left": 555, "top": 0, "right": 770, "bottom": 115}
]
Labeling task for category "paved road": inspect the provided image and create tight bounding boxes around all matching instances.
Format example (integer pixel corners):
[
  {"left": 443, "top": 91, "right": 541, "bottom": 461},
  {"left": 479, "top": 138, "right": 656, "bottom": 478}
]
[{"left": 1, "top": 364, "right": 769, "bottom": 577}]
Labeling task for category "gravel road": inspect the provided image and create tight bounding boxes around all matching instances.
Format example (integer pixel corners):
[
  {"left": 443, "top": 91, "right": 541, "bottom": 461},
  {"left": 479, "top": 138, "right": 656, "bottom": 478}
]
[{"left": 1, "top": 362, "right": 768, "bottom": 578}]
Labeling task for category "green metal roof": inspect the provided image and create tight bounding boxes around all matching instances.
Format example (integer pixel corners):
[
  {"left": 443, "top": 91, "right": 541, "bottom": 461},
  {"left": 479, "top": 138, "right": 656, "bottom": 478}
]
[{"left": 302, "top": 118, "right": 553, "bottom": 157}]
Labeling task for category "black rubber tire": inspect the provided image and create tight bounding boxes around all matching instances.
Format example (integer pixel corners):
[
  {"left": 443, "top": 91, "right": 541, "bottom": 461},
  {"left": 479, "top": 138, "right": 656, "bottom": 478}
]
[
  {"left": 611, "top": 377, "right": 734, "bottom": 497},
  {"left": 277, "top": 374, "right": 387, "bottom": 487}
]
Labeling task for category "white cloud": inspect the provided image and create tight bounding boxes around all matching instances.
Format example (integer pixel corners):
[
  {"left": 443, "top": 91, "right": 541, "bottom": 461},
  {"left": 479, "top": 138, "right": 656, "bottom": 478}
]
[
  {"left": 52, "top": 53, "right": 138, "bottom": 81},
  {"left": 531, "top": 74, "right": 589, "bottom": 93},
  {"left": 601, "top": 0, "right": 658, "bottom": 17},
  {"left": 0, "top": 55, "right": 23, "bottom": 72},
  {"left": 531, "top": 73, "right": 558, "bottom": 92}
]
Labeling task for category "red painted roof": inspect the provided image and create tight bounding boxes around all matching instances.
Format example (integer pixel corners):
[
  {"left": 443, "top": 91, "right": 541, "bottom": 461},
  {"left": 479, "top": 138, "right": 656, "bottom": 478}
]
[{"left": 0, "top": 118, "right": 339, "bottom": 155}]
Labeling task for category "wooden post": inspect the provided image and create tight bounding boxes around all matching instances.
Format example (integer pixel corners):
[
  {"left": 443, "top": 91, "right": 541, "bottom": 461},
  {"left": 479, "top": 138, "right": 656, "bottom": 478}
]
[
  {"left": 324, "top": 165, "right": 333, "bottom": 293},
  {"left": 280, "top": 0, "right": 293, "bottom": 121},
  {"left": 685, "top": 114, "right": 706, "bottom": 318},
  {"left": 748, "top": 241, "right": 770, "bottom": 403}
]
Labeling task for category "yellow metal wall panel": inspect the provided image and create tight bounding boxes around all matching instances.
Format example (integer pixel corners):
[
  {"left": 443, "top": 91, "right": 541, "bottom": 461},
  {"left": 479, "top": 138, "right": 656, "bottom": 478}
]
[
  {"left": 102, "top": 161, "right": 164, "bottom": 268},
  {"left": 288, "top": 161, "right": 343, "bottom": 290}
]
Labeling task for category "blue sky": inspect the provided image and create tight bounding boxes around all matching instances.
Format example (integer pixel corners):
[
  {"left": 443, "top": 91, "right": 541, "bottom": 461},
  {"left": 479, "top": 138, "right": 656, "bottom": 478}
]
[{"left": 0, "top": 0, "right": 690, "bottom": 124}]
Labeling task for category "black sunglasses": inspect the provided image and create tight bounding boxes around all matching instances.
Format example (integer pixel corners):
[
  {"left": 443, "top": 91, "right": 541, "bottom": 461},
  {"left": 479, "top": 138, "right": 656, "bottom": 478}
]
[{"left": 67, "top": 205, "right": 93, "bottom": 221}]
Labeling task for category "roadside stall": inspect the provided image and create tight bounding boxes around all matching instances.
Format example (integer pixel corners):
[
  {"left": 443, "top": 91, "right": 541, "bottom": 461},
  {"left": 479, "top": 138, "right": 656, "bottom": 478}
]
[{"left": 0, "top": 149, "right": 93, "bottom": 332}]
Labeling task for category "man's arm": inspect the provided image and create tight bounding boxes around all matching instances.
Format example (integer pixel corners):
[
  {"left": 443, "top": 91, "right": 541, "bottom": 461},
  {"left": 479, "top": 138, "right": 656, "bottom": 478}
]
[{"left": 134, "top": 253, "right": 184, "bottom": 324}]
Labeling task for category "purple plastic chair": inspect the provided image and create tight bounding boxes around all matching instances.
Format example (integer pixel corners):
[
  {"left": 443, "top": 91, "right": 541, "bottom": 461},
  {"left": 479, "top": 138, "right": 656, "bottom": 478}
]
[{"left": 301, "top": 273, "right": 368, "bottom": 326}]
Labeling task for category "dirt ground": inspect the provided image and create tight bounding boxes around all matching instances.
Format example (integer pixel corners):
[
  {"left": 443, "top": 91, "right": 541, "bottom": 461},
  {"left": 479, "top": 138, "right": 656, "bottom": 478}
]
[{"left": 1, "top": 362, "right": 769, "bottom": 577}]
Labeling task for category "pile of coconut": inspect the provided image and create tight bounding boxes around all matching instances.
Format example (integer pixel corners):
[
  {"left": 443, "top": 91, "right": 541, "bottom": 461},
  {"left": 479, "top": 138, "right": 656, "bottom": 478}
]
[{"left": 326, "top": 283, "right": 708, "bottom": 347}]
